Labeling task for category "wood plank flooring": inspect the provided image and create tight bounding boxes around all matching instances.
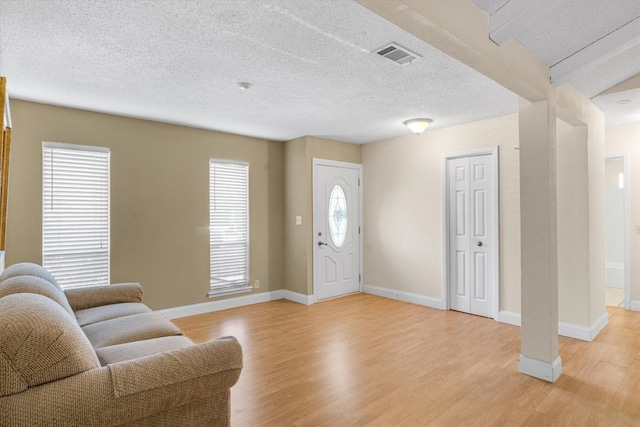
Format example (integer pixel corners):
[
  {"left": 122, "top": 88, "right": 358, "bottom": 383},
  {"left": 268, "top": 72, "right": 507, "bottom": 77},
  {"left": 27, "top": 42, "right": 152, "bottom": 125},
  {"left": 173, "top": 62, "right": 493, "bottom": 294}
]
[{"left": 172, "top": 293, "right": 640, "bottom": 426}]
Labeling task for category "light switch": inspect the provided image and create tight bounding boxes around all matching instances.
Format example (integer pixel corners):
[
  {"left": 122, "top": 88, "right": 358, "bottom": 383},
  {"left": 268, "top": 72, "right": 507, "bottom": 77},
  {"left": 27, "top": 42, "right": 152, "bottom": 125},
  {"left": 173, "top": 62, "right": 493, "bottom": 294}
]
[{"left": 296, "top": 216, "right": 302, "bottom": 225}]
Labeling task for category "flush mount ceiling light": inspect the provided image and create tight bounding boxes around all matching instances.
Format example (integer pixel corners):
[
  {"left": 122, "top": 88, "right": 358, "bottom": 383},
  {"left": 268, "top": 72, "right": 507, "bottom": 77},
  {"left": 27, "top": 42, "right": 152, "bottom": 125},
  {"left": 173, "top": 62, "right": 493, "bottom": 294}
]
[
  {"left": 237, "top": 82, "right": 252, "bottom": 90},
  {"left": 404, "top": 118, "right": 433, "bottom": 135}
]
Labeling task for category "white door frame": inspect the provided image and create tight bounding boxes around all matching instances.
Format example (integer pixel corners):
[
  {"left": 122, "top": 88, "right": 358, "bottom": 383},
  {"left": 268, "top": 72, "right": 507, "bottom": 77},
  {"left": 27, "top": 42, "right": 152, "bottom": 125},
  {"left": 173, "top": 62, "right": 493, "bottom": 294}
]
[
  {"left": 442, "top": 146, "right": 500, "bottom": 320},
  {"left": 605, "top": 153, "right": 631, "bottom": 310},
  {"left": 312, "top": 158, "right": 363, "bottom": 302}
]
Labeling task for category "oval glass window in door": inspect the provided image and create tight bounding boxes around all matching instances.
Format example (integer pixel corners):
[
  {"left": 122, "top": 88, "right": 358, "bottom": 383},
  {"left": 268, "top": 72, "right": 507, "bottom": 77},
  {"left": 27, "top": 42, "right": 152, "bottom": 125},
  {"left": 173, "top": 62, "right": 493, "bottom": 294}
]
[{"left": 328, "top": 185, "right": 347, "bottom": 246}]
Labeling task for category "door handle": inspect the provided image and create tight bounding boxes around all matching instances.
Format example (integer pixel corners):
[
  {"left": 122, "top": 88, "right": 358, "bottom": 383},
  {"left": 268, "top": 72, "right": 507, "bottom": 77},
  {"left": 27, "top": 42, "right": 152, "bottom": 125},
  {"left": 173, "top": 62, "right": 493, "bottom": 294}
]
[
  {"left": 318, "top": 241, "right": 328, "bottom": 247},
  {"left": 477, "top": 242, "right": 483, "bottom": 247}
]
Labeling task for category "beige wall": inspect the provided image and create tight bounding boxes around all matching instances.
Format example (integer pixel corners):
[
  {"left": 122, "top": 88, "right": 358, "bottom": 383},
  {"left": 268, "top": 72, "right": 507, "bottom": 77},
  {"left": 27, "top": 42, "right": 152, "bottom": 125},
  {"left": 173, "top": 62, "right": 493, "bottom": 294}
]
[
  {"left": 363, "top": 110, "right": 612, "bottom": 325},
  {"left": 605, "top": 123, "right": 640, "bottom": 304},
  {"left": 6, "top": 98, "right": 621, "bottom": 319},
  {"left": 283, "top": 137, "right": 308, "bottom": 295},
  {"left": 556, "top": 119, "right": 590, "bottom": 325},
  {"left": 7, "top": 100, "right": 284, "bottom": 310},
  {"left": 283, "top": 136, "right": 361, "bottom": 296},
  {"left": 362, "top": 114, "right": 521, "bottom": 312},
  {"left": 358, "top": 0, "right": 607, "bottom": 377}
]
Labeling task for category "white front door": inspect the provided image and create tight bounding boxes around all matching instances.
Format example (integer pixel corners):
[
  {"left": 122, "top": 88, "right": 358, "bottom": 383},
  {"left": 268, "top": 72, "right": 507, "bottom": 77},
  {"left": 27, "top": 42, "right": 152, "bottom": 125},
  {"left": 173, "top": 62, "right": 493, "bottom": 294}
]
[
  {"left": 313, "top": 159, "right": 361, "bottom": 300},
  {"left": 448, "top": 154, "right": 496, "bottom": 318}
]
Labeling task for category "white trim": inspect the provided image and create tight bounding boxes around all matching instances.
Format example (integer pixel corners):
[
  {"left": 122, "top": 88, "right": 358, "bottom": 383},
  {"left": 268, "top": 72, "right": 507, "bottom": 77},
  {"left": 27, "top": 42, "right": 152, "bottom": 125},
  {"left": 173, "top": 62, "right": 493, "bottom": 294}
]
[
  {"left": 42, "top": 140, "right": 110, "bottom": 153},
  {"left": 605, "top": 153, "right": 631, "bottom": 310},
  {"left": 497, "top": 310, "right": 521, "bottom": 326},
  {"left": 489, "top": 1, "right": 561, "bottom": 45},
  {"left": 159, "top": 290, "right": 284, "bottom": 320},
  {"left": 363, "top": 284, "right": 446, "bottom": 310},
  {"left": 497, "top": 310, "right": 609, "bottom": 341},
  {"left": 518, "top": 355, "right": 562, "bottom": 382},
  {"left": 283, "top": 290, "right": 317, "bottom": 305},
  {"left": 312, "top": 158, "right": 363, "bottom": 302},
  {"left": 3, "top": 90, "right": 11, "bottom": 129},
  {"left": 207, "top": 285, "right": 253, "bottom": 298},
  {"left": 587, "top": 312, "right": 609, "bottom": 340},
  {"left": 630, "top": 300, "right": 640, "bottom": 312},
  {"left": 558, "top": 321, "right": 593, "bottom": 342},
  {"left": 550, "top": 19, "right": 640, "bottom": 86},
  {"left": 442, "top": 146, "right": 500, "bottom": 320},
  {"left": 606, "top": 261, "right": 624, "bottom": 270}
]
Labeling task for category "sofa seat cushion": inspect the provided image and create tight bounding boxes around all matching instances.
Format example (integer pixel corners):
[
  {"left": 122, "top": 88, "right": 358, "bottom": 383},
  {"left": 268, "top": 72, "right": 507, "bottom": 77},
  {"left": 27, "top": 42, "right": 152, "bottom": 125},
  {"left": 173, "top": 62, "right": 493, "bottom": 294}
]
[
  {"left": 82, "top": 312, "right": 183, "bottom": 349},
  {"left": 75, "top": 302, "right": 152, "bottom": 327},
  {"left": 95, "top": 336, "right": 195, "bottom": 365}
]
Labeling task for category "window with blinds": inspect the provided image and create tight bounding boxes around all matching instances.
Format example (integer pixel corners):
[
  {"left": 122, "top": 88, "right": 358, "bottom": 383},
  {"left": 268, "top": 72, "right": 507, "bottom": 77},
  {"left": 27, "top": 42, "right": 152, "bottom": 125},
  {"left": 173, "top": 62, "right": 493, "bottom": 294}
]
[
  {"left": 42, "top": 142, "right": 110, "bottom": 288},
  {"left": 209, "top": 160, "right": 251, "bottom": 297}
]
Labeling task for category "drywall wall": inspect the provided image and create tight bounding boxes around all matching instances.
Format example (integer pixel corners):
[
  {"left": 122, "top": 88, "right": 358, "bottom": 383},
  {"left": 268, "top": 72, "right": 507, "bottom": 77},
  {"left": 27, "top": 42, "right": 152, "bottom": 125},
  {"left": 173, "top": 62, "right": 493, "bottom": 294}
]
[
  {"left": 605, "top": 123, "right": 640, "bottom": 306},
  {"left": 363, "top": 109, "right": 610, "bottom": 326},
  {"left": 7, "top": 100, "right": 284, "bottom": 310},
  {"left": 284, "top": 137, "right": 309, "bottom": 296},
  {"left": 556, "top": 119, "right": 590, "bottom": 326},
  {"left": 359, "top": 0, "right": 607, "bottom": 379},
  {"left": 362, "top": 113, "right": 521, "bottom": 312},
  {"left": 559, "top": 85, "right": 607, "bottom": 328},
  {"left": 518, "top": 98, "right": 559, "bottom": 363},
  {"left": 283, "top": 136, "right": 361, "bottom": 297}
]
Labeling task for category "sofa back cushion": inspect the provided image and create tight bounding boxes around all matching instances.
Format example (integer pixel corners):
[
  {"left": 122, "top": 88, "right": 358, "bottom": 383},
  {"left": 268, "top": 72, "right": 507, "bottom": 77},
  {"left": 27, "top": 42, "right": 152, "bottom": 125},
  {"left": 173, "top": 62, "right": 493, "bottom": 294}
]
[
  {"left": 0, "top": 262, "right": 63, "bottom": 290},
  {"left": 0, "top": 275, "right": 75, "bottom": 316},
  {"left": 0, "top": 293, "right": 100, "bottom": 396}
]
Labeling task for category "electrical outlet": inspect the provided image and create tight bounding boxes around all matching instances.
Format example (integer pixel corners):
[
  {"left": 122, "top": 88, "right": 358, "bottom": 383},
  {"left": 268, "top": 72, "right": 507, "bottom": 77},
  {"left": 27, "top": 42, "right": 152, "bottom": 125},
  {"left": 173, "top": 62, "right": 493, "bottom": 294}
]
[{"left": 254, "top": 280, "right": 260, "bottom": 289}]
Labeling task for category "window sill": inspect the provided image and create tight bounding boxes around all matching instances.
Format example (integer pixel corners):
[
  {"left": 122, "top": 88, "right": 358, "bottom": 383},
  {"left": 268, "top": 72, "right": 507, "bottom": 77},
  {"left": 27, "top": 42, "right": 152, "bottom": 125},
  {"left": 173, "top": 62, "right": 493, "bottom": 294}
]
[{"left": 208, "top": 285, "right": 253, "bottom": 299}]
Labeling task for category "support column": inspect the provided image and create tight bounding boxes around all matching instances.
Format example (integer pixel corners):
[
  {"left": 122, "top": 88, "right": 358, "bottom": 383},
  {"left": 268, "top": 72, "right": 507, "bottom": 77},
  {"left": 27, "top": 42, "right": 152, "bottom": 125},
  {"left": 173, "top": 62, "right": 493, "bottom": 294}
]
[{"left": 518, "top": 97, "right": 562, "bottom": 382}]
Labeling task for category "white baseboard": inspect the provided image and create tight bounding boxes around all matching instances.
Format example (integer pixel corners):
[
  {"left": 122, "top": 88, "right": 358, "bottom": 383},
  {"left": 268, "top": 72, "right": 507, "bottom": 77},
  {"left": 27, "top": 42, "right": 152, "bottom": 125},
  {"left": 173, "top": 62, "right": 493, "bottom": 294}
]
[
  {"left": 159, "top": 290, "right": 284, "bottom": 320},
  {"left": 587, "top": 312, "right": 609, "bottom": 339},
  {"left": 518, "top": 355, "right": 562, "bottom": 382},
  {"left": 283, "top": 290, "right": 317, "bottom": 305},
  {"left": 630, "top": 300, "right": 640, "bottom": 312},
  {"left": 558, "top": 321, "right": 592, "bottom": 341},
  {"left": 498, "top": 310, "right": 608, "bottom": 341},
  {"left": 363, "top": 284, "right": 445, "bottom": 310},
  {"left": 497, "top": 310, "right": 521, "bottom": 326}
]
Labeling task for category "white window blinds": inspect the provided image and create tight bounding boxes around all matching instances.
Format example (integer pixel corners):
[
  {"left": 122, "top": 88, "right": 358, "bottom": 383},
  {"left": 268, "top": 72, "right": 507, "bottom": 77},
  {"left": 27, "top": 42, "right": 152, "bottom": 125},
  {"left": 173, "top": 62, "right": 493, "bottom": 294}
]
[
  {"left": 43, "top": 142, "right": 110, "bottom": 288},
  {"left": 209, "top": 160, "right": 251, "bottom": 297}
]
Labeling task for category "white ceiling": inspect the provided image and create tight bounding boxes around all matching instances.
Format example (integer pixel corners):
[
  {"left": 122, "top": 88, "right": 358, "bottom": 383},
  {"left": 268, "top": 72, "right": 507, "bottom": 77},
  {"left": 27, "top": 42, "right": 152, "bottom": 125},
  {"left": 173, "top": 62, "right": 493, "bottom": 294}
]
[
  {"left": 473, "top": 0, "right": 640, "bottom": 128},
  {"left": 0, "top": 0, "right": 638, "bottom": 144}
]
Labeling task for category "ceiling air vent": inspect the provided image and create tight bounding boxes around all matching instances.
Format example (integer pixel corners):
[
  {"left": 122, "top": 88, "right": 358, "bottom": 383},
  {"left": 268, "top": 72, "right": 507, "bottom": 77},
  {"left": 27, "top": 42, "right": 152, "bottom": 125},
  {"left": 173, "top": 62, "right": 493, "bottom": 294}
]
[{"left": 373, "top": 43, "right": 421, "bottom": 65}]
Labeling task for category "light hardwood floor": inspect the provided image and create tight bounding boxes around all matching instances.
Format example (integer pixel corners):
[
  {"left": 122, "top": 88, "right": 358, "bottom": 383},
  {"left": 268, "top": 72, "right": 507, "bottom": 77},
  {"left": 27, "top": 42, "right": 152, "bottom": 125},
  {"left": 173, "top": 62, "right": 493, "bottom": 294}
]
[{"left": 172, "top": 293, "right": 640, "bottom": 426}]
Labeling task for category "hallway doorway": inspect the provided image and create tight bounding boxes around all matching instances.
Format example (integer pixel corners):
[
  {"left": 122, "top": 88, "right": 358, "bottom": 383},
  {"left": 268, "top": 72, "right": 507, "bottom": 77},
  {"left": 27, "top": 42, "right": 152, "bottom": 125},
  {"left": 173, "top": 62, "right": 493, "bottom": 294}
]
[{"left": 604, "top": 154, "right": 630, "bottom": 309}]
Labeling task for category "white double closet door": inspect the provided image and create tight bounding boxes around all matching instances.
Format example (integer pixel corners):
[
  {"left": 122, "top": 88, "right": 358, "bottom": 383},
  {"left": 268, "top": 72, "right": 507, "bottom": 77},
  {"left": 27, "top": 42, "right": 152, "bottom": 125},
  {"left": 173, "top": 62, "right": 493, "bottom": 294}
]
[{"left": 448, "top": 154, "right": 496, "bottom": 318}]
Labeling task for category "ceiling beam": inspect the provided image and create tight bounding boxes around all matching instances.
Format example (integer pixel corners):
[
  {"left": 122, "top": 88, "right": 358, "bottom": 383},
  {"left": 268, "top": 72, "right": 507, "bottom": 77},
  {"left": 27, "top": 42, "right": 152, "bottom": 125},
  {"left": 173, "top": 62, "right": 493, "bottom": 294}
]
[
  {"left": 550, "top": 18, "right": 640, "bottom": 86},
  {"left": 490, "top": 0, "right": 564, "bottom": 45},
  {"left": 356, "top": 0, "right": 551, "bottom": 102}
]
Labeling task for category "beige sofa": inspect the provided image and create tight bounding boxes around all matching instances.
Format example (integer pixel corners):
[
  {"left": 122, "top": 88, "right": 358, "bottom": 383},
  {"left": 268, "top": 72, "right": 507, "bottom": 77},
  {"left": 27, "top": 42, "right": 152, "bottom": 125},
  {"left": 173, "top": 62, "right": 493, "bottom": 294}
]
[{"left": 0, "top": 263, "right": 242, "bottom": 426}]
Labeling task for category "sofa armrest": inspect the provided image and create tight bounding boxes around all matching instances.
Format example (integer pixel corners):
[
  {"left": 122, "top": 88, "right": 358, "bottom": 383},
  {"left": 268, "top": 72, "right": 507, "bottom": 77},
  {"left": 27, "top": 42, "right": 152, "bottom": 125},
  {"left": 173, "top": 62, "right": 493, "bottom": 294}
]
[
  {"left": 64, "top": 282, "right": 144, "bottom": 311},
  {"left": 0, "top": 337, "right": 243, "bottom": 426},
  {"left": 109, "top": 336, "right": 243, "bottom": 397}
]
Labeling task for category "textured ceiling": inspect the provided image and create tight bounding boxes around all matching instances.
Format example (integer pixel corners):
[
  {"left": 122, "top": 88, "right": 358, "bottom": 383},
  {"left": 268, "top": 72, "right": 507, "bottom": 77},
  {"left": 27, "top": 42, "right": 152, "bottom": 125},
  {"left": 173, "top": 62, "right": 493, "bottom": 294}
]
[
  {"left": 0, "top": 0, "right": 516, "bottom": 143},
  {"left": 473, "top": 0, "right": 640, "bottom": 127},
  {"left": 0, "top": 0, "right": 638, "bottom": 143}
]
